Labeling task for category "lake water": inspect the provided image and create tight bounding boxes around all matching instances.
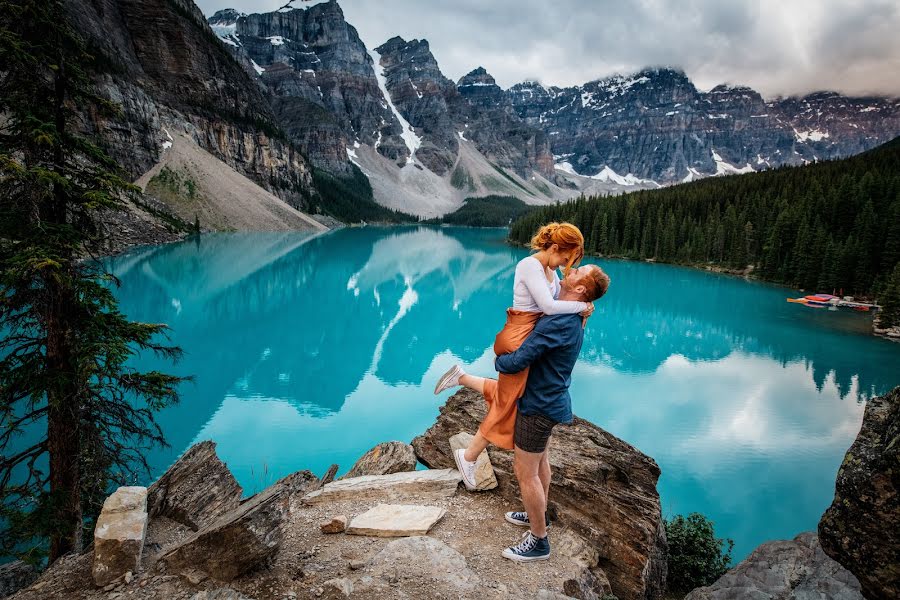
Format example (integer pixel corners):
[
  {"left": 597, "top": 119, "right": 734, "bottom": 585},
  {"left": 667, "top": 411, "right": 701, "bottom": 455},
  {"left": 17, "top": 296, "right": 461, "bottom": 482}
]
[{"left": 108, "top": 226, "right": 900, "bottom": 561}]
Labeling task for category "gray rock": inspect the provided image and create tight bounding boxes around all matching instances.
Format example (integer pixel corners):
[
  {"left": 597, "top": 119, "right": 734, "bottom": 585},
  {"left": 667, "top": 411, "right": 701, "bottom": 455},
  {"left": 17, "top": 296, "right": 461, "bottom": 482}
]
[
  {"left": 158, "top": 475, "right": 293, "bottom": 582},
  {"left": 564, "top": 567, "right": 614, "bottom": 600},
  {"left": 346, "top": 504, "right": 446, "bottom": 537},
  {"left": 92, "top": 486, "right": 148, "bottom": 587},
  {"left": 0, "top": 560, "right": 37, "bottom": 598},
  {"left": 320, "top": 464, "right": 339, "bottom": 487},
  {"left": 351, "top": 536, "right": 480, "bottom": 598},
  {"left": 340, "top": 441, "right": 417, "bottom": 479},
  {"left": 302, "top": 469, "right": 461, "bottom": 505},
  {"left": 685, "top": 532, "right": 863, "bottom": 600},
  {"left": 412, "top": 388, "right": 666, "bottom": 600},
  {"left": 321, "top": 577, "right": 353, "bottom": 598},
  {"left": 147, "top": 441, "right": 242, "bottom": 531},
  {"left": 819, "top": 385, "right": 899, "bottom": 600}
]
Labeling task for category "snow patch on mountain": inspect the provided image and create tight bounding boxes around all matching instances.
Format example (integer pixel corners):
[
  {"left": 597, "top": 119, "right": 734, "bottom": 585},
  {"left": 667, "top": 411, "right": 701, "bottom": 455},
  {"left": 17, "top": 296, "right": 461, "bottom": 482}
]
[
  {"left": 250, "top": 59, "right": 265, "bottom": 76},
  {"left": 556, "top": 161, "right": 657, "bottom": 186},
  {"left": 682, "top": 166, "right": 702, "bottom": 182},
  {"left": 369, "top": 47, "right": 421, "bottom": 164},
  {"left": 712, "top": 149, "right": 755, "bottom": 175},
  {"left": 794, "top": 129, "right": 830, "bottom": 142}
]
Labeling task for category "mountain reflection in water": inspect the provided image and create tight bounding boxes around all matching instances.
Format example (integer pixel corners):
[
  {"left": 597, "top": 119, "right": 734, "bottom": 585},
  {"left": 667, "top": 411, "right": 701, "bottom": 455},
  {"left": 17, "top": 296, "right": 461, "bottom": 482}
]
[{"left": 107, "top": 226, "right": 900, "bottom": 560}]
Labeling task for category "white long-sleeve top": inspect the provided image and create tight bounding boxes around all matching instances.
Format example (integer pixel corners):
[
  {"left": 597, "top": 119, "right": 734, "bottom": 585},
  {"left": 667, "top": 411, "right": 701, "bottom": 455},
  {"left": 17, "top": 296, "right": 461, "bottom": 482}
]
[{"left": 512, "top": 256, "right": 588, "bottom": 314}]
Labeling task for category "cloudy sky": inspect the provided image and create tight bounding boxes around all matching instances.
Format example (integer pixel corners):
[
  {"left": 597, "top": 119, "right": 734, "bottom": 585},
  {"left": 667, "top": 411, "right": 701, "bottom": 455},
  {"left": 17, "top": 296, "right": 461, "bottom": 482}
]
[{"left": 196, "top": 0, "right": 900, "bottom": 98}]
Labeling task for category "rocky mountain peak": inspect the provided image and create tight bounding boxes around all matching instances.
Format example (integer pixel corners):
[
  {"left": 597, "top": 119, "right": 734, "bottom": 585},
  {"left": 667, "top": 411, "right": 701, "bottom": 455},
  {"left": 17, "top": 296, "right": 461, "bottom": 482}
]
[
  {"left": 208, "top": 8, "right": 244, "bottom": 25},
  {"left": 458, "top": 66, "right": 498, "bottom": 88},
  {"left": 275, "top": 0, "right": 339, "bottom": 13}
]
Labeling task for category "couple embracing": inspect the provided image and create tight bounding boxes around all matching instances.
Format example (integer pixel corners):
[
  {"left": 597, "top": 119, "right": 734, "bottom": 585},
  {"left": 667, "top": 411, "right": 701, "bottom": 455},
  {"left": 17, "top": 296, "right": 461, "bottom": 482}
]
[{"left": 434, "top": 222, "right": 610, "bottom": 562}]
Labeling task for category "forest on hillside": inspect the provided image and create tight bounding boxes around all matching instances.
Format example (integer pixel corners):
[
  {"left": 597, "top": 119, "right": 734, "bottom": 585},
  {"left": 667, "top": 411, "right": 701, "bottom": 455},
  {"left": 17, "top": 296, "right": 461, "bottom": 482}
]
[{"left": 510, "top": 138, "right": 900, "bottom": 301}]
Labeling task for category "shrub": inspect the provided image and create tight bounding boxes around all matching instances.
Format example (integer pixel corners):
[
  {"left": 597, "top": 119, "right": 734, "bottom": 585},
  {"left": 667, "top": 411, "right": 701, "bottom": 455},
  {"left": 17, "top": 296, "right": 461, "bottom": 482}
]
[{"left": 665, "top": 513, "right": 734, "bottom": 594}]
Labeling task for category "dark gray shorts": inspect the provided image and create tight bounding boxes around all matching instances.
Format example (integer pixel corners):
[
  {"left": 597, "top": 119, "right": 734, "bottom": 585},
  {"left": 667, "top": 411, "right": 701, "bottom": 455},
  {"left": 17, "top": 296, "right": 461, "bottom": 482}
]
[{"left": 514, "top": 411, "right": 558, "bottom": 453}]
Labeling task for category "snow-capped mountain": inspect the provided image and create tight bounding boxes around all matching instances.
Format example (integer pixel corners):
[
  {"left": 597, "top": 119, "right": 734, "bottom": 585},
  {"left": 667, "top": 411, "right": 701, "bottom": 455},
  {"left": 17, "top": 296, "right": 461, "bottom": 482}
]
[{"left": 507, "top": 69, "right": 899, "bottom": 183}]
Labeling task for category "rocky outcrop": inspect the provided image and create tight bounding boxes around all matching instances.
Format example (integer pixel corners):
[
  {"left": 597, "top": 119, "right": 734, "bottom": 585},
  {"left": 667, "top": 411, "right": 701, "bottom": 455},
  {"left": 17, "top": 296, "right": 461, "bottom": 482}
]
[
  {"left": 157, "top": 475, "right": 292, "bottom": 582},
  {"left": 339, "top": 441, "right": 417, "bottom": 479},
  {"left": 92, "top": 487, "right": 149, "bottom": 587},
  {"left": 819, "top": 386, "right": 899, "bottom": 600},
  {"left": 412, "top": 388, "right": 666, "bottom": 600},
  {"left": 147, "top": 441, "right": 242, "bottom": 531},
  {"left": 684, "top": 532, "right": 863, "bottom": 600}
]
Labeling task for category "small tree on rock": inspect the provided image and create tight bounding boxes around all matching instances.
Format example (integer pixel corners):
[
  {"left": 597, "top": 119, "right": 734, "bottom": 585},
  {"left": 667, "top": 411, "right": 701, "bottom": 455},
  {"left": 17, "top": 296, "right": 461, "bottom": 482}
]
[{"left": 665, "top": 513, "right": 734, "bottom": 594}]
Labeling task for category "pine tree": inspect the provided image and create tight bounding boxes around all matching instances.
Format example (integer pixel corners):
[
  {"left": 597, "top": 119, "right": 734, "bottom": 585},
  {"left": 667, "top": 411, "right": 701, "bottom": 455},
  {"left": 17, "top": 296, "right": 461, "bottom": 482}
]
[
  {"left": 0, "top": 0, "right": 187, "bottom": 562},
  {"left": 878, "top": 263, "right": 900, "bottom": 329}
]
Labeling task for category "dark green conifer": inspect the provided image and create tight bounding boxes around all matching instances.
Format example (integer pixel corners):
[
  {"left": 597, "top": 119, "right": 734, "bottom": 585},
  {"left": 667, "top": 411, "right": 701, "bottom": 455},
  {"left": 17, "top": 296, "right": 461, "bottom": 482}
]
[{"left": 0, "top": 0, "right": 187, "bottom": 562}]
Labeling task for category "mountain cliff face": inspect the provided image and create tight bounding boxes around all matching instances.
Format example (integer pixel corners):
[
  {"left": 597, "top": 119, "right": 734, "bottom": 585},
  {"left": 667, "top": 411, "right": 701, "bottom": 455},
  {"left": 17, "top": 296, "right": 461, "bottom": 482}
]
[
  {"left": 214, "top": 2, "right": 554, "bottom": 182},
  {"left": 65, "top": 0, "right": 315, "bottom": 209},
  {"left": 507, "top": 68, "right": 900, "bottom": 183},
  {"left": 63, "top": 0, "right": 900, "bottom": 223}
]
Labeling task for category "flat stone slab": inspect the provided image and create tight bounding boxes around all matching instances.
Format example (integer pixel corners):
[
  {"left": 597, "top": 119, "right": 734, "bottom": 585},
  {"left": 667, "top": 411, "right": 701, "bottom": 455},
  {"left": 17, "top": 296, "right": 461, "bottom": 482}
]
[
  {"left": 302, "top": 469, "right": 461, "bottom": 505},
  {"left": 93, "top": 486, "right": 148, "bottom": 587},
  {"left": 347, "top": 504, "right": 446, "bottom": 537},
  {"left": 450, "top": 432, "right": 498, "bottom": 491}
]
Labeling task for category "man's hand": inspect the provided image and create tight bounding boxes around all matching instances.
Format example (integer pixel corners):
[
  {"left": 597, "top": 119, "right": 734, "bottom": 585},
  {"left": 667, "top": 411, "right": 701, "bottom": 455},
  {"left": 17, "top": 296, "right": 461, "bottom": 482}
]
[{"left": 580, "top": 302, "right": 595, "bottom": 328}]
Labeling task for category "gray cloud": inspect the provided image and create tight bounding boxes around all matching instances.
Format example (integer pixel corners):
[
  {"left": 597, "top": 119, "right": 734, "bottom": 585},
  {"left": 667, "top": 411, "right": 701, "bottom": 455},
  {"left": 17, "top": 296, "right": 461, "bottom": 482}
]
[{"left": 196, "top": 0, "right": 900, "bottom": 98}]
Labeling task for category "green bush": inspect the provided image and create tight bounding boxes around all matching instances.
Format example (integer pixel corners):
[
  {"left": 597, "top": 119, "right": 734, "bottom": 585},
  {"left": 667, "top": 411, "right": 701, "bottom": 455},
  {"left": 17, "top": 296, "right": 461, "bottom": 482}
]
[{"left": 665, "top": 513, "right": 734, "bottom": 594}]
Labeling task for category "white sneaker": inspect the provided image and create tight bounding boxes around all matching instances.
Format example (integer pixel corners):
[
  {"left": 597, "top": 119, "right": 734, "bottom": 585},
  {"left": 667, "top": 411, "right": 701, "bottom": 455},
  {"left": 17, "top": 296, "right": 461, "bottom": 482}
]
[
  {"left": 434, "top": 364, "right": 464, "bottom": 395},
  {"left": 453, "top": 448, "right": 478, "bottom": 491}
]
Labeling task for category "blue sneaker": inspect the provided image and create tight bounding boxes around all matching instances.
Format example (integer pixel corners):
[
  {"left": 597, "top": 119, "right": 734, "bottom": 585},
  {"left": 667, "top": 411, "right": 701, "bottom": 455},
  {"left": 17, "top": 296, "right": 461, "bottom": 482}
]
[
  {"left": 504, "top": 511, "right": 552, "bottom": 528},
  {"left": 502, "top": 531, "right": 551, "bottom": 562}
]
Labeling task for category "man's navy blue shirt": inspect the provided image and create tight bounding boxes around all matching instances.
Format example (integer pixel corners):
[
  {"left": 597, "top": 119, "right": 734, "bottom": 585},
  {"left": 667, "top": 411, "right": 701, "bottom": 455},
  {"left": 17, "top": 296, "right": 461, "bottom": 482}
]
[{"left": 494, "top": 313, "right": 584, "bottom": 424}]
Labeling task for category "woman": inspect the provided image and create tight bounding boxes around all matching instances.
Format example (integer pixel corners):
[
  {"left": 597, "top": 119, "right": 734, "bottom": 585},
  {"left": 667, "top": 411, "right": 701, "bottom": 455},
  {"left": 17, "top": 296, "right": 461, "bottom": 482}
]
[{"left": 433, "top": 222, "right": 592, "bottom": 490}]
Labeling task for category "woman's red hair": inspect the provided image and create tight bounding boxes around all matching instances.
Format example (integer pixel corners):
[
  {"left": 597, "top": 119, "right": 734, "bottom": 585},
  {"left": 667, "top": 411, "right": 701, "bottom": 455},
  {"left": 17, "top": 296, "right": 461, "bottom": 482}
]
[{"left": 529, "top": 222, "right": 585, "bottom": 276}]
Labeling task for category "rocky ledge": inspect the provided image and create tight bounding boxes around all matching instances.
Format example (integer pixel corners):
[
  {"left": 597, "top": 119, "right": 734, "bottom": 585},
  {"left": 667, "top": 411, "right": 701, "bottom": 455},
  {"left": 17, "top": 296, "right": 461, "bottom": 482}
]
[
  {"left": 819, "top": 386, "right": 899, "bottom": 600},
  {"left": 7, "top": 390, "right": 667, "bottom": 600}
]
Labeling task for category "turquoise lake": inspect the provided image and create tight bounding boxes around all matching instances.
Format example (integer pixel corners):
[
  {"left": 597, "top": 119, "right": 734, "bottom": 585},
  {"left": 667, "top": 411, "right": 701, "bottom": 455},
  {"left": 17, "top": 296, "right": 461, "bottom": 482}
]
[{"left": 108, "top": 226, "right": 900, "bottom": 561}]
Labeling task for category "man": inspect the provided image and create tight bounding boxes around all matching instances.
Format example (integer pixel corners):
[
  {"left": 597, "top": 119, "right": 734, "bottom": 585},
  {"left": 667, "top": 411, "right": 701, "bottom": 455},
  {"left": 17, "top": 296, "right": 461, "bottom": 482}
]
[{"left": 496, "top": 263, "right": 610, "bottom": 562}]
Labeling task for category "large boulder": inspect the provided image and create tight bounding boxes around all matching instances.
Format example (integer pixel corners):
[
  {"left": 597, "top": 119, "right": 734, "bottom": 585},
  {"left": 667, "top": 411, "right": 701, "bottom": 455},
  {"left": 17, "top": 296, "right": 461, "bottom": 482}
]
[
  {"left": 92, "top": 486, "right": 148, "bottom": 587},
  {"left": 685, "top": 532, "right": 863, "bottom": 600},
  {"left": 819, "top": 386, "right": 899, "bottom": 600},
  {"left": 412, "top": 388, "right": 666, "bottom": 600},
  {"left": 147, "top": 441, "right": 242, "bottom": 530},
  {"left": 157, "top": 475, "right": 292, "bottom": 582},
  {"left": 339, "top": 441, "right": 417, "bottom": 479}
]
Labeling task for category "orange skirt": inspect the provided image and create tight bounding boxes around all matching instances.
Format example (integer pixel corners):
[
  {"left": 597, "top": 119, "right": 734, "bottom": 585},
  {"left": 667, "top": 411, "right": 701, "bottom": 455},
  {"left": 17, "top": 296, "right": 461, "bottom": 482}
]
[{"left": 478, "top": 309, "right": 542, "bottom": 449}]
